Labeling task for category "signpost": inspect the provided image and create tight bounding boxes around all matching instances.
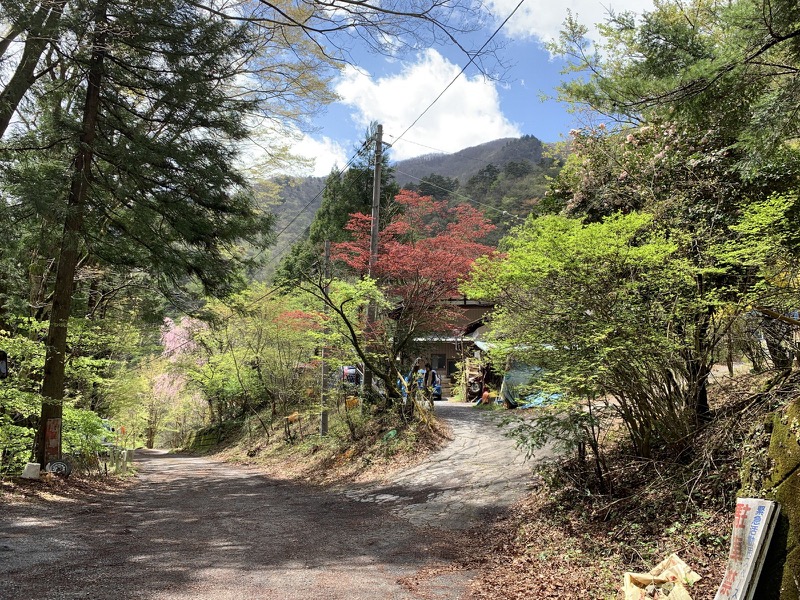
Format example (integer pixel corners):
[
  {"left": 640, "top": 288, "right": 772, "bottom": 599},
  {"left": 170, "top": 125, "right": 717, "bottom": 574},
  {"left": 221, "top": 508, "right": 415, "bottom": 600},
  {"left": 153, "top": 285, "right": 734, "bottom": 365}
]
[
  {"left": 44, "top": 417, "right": 62, "bottom": 465},
  {"left": 714, "top": 498, "right": 780, "bottom": 600}
]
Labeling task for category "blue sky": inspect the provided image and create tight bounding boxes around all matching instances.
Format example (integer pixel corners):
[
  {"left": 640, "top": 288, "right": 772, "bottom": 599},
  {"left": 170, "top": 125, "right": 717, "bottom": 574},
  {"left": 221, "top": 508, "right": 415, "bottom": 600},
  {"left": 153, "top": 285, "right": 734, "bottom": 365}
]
[{"left": 283, "top": 0, "right": 653, "bottom": 176}]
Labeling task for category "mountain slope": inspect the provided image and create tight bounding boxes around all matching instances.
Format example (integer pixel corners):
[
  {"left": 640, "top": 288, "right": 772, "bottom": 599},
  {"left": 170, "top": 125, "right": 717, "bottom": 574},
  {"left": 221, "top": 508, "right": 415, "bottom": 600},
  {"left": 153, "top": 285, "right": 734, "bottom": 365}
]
[
  {"left": 260, "top": 135, "right": 557, "bottom": 278},
  {"left": 392, "top": 135, "right": 546, "bottom": 186}
]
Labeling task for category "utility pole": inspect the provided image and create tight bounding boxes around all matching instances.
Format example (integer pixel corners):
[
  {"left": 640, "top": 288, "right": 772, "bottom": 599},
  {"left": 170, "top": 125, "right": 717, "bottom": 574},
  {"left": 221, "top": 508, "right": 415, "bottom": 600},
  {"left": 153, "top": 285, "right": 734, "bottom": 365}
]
[
  {"left": 320, "top": 240, "right": 330, "bottom": 436},
  {"left": 362, "top": 124, "right": 383, "bottom": 396},
  {"left": 369, "top": 124, "right": 383, "bottom": 279}
]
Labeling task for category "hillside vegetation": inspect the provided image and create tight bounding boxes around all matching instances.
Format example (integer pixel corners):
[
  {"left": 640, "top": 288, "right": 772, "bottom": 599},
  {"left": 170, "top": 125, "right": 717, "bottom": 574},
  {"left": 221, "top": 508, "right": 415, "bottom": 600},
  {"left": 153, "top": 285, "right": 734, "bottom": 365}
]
[
  {"left": 262, "top": 135, "right": 561, "bottom": 270},
  {"left": 3, "top": 1, "right": 800, "bottom": 597}
]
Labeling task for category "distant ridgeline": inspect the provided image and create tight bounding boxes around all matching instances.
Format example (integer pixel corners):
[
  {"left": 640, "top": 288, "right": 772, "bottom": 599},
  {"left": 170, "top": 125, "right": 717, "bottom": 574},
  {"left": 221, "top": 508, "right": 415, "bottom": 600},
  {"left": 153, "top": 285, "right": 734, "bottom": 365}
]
[
  {"left": 392, "top": 135, "right": 548, "bottom": 186},
  {"left": 255, "top": 135, "right": 565, "bottom": 279}
]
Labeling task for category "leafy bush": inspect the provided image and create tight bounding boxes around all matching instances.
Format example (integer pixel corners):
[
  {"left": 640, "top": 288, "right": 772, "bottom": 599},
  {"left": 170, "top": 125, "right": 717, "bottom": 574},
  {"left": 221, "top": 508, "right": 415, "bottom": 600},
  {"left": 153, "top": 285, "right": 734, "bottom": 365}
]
[
  {"left": 62, "top": 402, "right": 107, "bottom": 457},
  {"left": 0, "top": 416, "right": 35, "bottom": 475}
]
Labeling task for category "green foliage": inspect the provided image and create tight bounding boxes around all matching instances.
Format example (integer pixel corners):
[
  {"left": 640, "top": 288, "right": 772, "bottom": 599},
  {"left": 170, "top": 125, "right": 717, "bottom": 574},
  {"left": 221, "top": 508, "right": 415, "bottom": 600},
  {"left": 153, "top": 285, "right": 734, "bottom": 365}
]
[
  {"left": 0, "top": 0, "right": 526, "bottom": 464},
  {"left": 541, "top": 61, "right": 800, "bottom": 429},
  {"left": 104, "top": 366, "right": 151, "bottom": 448},
  {"left": 0, "top": 417, "right": 35, "bottom": 475},
  {"left": 0, "top": 318, "right": 145, "bottom": 471},
  {"left": 467, "top": 143, "right": 800, "bottom": 459},
  {"left": 499, "top": 396, "right": 607, "bottom": 469},
  {"left": 461, "top": 155, "right": 565, "bottom": 242},
  {"left": 405, "top": 173, "right": 459, "bottom": 200},
  {"left": 135, "top": 285, "right": 329, "bottom": 447},
  {"left": 550, "top": 0, "right": 800, "bottom": 166},
  {"left": 465, "top": 212, "right": 715, "bottom": 456},
  {"left": 61, "top": 402, "right": 106, "bottom": 457},
  {"left": 2, "top": 0, "right": 281, "bottom": 303},
  {"left": 0, "top": 331, "right": 47, "bottom": 473},
  {"left": 721, "top": 193, "right": 800, "bottom": 272}
]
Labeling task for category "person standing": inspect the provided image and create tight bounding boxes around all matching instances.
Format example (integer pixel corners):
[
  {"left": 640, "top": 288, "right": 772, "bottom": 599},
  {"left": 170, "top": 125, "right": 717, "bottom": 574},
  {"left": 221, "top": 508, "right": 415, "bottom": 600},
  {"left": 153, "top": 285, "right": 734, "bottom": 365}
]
[
  {"left": 413, "top": 362, "right": 425, "bottom": 388},
  {"left": 428, "top": 363, "right": 442, "bottom": 401}
]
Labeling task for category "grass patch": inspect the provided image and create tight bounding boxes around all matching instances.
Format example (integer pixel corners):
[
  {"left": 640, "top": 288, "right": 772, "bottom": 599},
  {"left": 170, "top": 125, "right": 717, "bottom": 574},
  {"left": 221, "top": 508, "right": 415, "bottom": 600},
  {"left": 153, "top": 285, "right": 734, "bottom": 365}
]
[{"left": 208, "top": 400, "right": 450, "bottom": 485}]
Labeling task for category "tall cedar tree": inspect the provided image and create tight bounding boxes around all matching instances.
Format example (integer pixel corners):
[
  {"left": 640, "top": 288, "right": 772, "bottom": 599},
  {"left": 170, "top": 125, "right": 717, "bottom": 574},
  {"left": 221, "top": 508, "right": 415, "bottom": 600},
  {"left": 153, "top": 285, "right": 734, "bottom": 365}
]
[{"left": 27, "top": 0, "right": 274, "bottom": 465}]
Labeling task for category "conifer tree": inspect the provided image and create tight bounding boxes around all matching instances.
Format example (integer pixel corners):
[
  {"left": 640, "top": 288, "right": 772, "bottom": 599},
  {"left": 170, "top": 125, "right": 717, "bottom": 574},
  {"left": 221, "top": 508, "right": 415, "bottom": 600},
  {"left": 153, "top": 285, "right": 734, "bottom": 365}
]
[{"left": 15, "top": 0, "right": 280, "bottom": 465}]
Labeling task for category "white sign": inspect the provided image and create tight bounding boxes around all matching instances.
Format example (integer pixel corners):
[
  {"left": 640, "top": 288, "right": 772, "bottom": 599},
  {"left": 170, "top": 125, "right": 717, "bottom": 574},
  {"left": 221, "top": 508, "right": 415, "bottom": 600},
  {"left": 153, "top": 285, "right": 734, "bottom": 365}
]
[{"left": 714, "top": 498, "right": 780, "bottom": 600}]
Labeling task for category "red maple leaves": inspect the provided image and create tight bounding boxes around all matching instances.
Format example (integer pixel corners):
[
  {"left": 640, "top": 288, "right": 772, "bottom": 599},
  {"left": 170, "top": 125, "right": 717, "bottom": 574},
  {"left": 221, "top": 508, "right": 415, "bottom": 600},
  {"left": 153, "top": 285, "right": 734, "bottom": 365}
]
[{"left": 331, "top": 190, "right": 496, "bottom": 333}]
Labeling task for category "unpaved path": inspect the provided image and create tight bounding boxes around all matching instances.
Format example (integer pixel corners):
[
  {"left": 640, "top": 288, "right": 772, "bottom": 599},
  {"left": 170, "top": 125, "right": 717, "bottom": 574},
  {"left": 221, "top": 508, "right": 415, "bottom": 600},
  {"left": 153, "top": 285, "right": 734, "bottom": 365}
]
[{"left": 0, "top": 402, "right": 546, "bottom": 599}]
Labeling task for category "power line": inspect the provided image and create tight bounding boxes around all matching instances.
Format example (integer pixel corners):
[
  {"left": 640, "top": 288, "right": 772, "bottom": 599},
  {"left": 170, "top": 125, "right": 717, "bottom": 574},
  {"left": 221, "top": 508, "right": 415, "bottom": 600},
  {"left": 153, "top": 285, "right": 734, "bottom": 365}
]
[
  {"left": 248, "top": 138, "right": 373, "bottom": 263},
  {"left": 272, "top": 139, "right": 372, "bottom": 240},
  {"left": 388, "top": 137, "right": 451, "bottom": 155},
  {"left": 256, "top": 0, "right": 527, "bottom": 265},
  {"left": 389, "top": 0, "right": 527, "bottom": 149},
  {"left": 220, "top": 138, "right": 378, "bottom": 310}
]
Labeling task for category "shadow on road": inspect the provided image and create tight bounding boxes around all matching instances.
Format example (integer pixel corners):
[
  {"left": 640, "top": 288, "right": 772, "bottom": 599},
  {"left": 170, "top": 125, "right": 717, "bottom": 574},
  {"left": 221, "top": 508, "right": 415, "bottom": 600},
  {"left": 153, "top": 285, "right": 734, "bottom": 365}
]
[
  {"left": 0, "top": 404, "right": 541, "bottom": 599},
  {"left": 1, "top": 449, "right": 472, "bottom": 599}
]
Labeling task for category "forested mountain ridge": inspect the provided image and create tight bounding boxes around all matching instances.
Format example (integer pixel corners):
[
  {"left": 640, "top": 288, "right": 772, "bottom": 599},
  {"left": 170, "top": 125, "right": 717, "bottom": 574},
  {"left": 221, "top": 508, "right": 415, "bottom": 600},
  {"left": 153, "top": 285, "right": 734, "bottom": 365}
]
[
  {"left": 262, "top": 134, "right": 561, "bottom": 273},
  {"left": 392, "top": 134, "right": 547, "bottom": 186}
]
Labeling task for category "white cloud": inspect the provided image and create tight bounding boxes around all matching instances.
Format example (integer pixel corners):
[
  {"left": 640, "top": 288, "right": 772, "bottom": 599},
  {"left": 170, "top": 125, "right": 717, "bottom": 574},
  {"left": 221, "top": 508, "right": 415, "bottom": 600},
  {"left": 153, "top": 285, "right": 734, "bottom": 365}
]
[
  {"left": 334, "top": 50, "right": 521, "bottom": 161},
  {"left": 238, "top": 131, "right": 348, "bottom": 178},
  {"left": 489, "top": 0, "right": 653, "bottom": 43},
  {"left": 290, "top": 135, "right": 349, "bottom": 177}
]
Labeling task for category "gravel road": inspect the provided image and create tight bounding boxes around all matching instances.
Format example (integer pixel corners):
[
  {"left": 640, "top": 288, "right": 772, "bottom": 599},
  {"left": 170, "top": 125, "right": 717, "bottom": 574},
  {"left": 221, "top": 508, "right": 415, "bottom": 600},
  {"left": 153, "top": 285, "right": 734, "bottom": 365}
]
[{"left": 0, "top": 402, "right": 547, "bottom": 599}]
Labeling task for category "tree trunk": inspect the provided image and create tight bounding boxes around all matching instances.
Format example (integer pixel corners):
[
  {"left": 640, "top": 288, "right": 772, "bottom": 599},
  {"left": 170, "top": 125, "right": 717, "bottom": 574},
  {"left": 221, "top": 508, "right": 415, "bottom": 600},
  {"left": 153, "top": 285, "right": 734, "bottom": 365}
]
[
  {"left": 0, "top": 1, "right": 67, "bottom": 138},
  {"left": 34, "top": 0, "right": 107, "bottom": 466},
  {"left": 763, "top": 316, "right": 794, "bottom": 370},
  {"left": 686, "top": 305, "right": 713, "bottom": 424},
  {"left": 685, "top": 343, "right": 712, "bottom": 423},
  {"left": 689, "top": 359, "right": 711, "bottom": 421}
]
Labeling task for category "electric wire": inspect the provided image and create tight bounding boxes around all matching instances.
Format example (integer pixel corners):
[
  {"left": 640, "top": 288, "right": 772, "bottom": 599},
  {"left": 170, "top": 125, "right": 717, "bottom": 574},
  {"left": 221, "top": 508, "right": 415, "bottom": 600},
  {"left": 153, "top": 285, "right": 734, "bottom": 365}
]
[
  {"left": 248, "top": 138, "right": 373, "bottom": 263},
  {"left": 272, "top": 139, "right": 372, "bottom": 241},
  {"left": 257, "top": 0, "right": 527, "bottom": 269},
  {"left": 229, "top": 138, "right": 375, "bottom": 308},
  {"left": 388, "top": 0, "right": 527, "bottom": 150},
  {"left": 248, "top": 0, "right": 533, "bottom": 319}
]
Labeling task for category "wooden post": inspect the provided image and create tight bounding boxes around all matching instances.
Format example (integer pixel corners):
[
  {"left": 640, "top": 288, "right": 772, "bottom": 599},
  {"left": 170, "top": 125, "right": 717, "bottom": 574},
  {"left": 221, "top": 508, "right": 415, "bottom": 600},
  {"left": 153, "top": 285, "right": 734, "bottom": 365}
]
[
  {"left": 363, "top": 124, "right": 383, "bottom": 397},
  {"left": 321, "top": 240, "right": 330, "bottom": 436}
]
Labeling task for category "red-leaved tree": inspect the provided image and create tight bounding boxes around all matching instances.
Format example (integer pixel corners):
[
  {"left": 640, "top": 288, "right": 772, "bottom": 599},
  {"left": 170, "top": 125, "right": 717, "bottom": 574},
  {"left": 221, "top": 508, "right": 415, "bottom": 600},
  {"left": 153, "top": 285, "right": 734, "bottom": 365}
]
[{"left": 330, "top": 190, "right": 496, "bottom": 380}]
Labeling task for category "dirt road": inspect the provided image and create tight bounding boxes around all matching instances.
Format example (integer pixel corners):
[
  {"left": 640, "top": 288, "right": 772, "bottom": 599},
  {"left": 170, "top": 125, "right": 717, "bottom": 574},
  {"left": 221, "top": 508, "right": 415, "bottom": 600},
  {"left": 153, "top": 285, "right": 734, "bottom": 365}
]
[{"left": 0, "top": 402, "right": 544, "bottom": 599}]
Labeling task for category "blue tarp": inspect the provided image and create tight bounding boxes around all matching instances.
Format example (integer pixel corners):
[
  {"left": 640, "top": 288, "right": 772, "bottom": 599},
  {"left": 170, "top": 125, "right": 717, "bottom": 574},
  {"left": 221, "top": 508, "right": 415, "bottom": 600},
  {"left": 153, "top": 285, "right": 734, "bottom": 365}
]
[{"left": 499, "top": 363, "right": 560, "bottom": 408}]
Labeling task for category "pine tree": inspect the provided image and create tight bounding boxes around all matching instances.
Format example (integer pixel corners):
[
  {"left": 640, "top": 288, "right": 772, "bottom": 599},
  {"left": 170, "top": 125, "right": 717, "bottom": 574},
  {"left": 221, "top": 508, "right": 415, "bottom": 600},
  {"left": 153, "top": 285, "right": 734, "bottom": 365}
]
[{"left": 13, "top": 0, "right": 279, "bottom": 465}]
